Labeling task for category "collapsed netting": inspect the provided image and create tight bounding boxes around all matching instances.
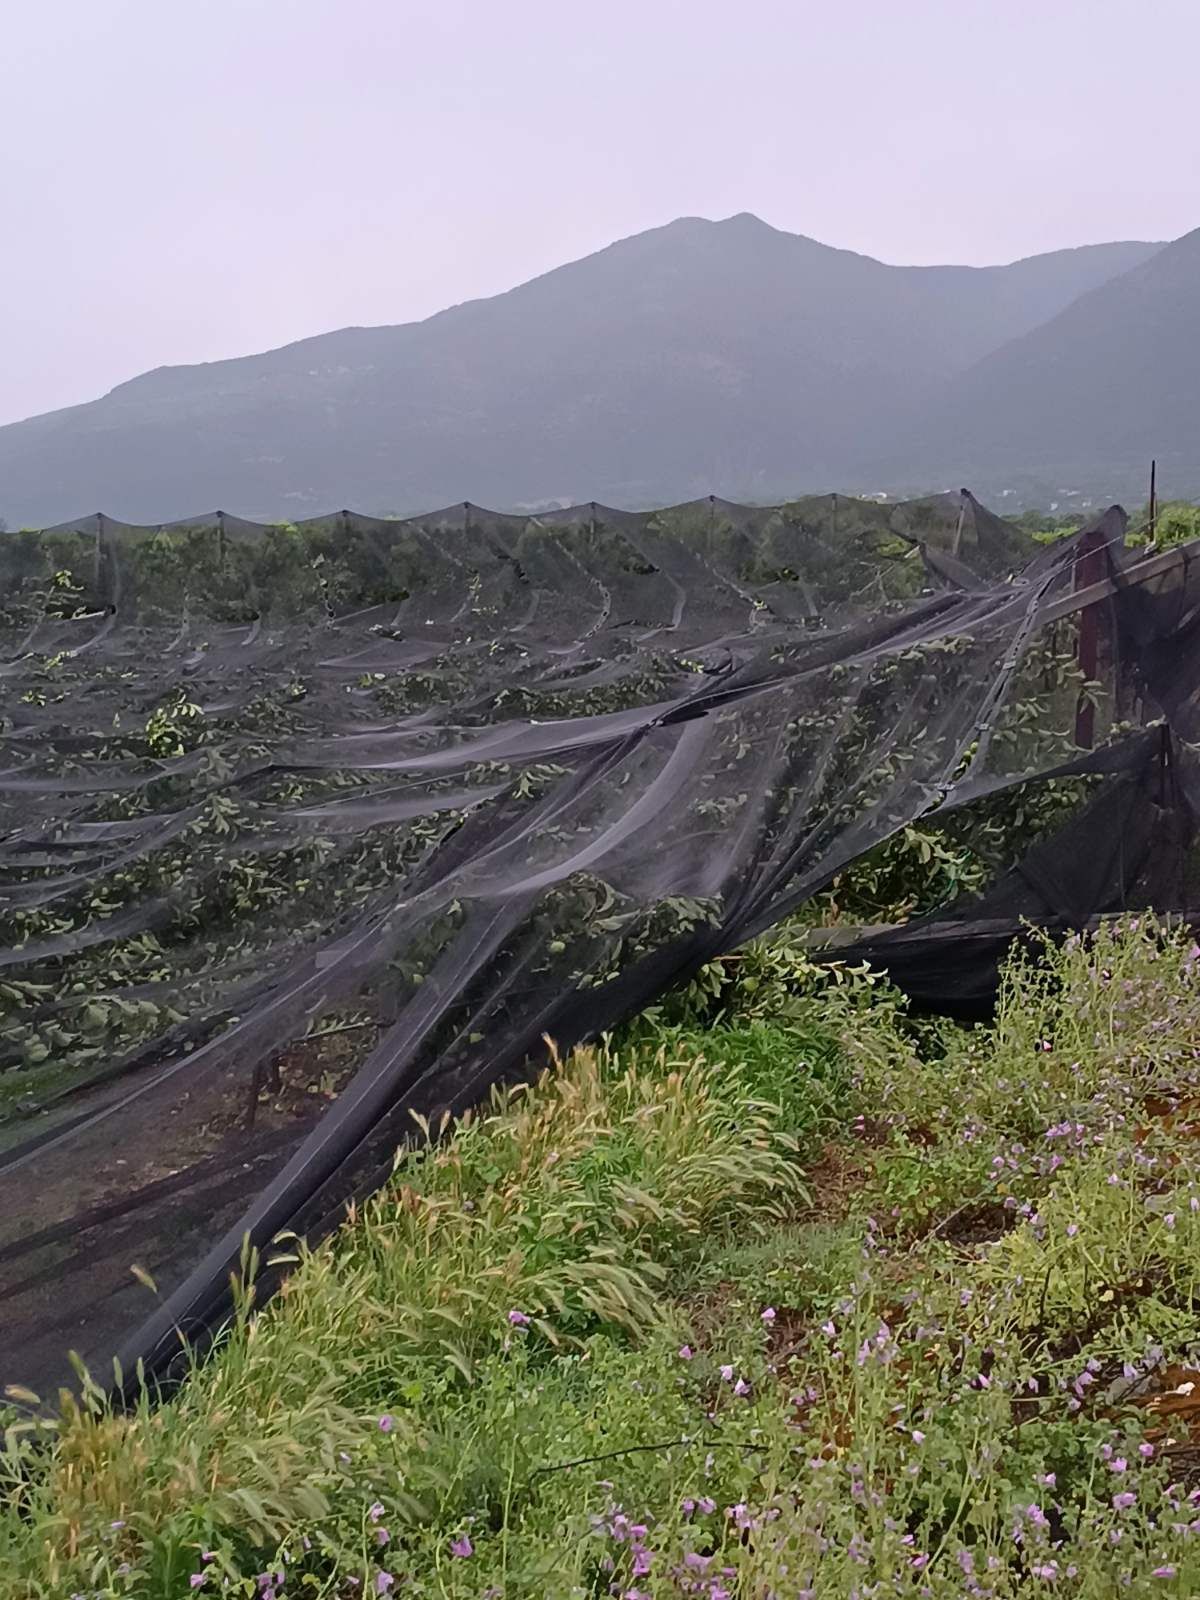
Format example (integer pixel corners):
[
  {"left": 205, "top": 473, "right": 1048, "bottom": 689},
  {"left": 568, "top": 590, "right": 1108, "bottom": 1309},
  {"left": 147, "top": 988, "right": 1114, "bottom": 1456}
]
[{"left": 1, "top": 491, "right": 1198, "bottom": 1400}]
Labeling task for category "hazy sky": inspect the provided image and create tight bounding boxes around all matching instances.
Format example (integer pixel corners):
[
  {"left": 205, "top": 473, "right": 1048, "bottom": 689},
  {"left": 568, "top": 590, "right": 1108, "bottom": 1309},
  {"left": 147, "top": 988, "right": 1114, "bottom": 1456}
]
[{"left": 4, "top": 0, "right": 1198, "bottom": 427}]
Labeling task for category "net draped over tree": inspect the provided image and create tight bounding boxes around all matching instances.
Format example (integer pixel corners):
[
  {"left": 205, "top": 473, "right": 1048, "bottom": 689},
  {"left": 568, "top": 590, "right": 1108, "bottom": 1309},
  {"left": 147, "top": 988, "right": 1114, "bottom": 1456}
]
[{"left": 0, "top": 490, "right": 1196, "bottom": 1400}]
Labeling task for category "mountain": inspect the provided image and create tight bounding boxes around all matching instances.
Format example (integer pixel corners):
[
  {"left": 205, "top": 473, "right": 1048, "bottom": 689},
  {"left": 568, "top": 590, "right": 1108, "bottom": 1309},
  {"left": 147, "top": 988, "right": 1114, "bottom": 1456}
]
[
  {"left": 0, "top": 216, "right": 1169, "bottom": 525},
  {"left": 895, "top": 225, "right": 1200, "bottom": 505}
]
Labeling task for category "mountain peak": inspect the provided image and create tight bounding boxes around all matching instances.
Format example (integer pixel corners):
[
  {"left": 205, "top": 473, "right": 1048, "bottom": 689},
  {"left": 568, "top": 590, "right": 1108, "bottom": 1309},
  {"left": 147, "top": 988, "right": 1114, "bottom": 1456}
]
[{"left": 718, "top": 210, "right": 775, "bottom": 228}]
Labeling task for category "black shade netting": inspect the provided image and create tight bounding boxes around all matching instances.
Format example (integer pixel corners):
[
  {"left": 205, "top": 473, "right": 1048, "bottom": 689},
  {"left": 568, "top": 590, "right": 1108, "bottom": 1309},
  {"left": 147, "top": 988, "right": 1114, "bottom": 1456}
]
[{"left": 0, "top": 492, "right": 1197, "bottom": 1401}]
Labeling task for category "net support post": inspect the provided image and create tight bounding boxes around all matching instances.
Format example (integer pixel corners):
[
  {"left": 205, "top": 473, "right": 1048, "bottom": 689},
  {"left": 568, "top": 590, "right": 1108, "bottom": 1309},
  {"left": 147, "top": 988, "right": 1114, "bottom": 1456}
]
[{"left": 1073, "top": 521, "right": 1110, "bottom": 749}]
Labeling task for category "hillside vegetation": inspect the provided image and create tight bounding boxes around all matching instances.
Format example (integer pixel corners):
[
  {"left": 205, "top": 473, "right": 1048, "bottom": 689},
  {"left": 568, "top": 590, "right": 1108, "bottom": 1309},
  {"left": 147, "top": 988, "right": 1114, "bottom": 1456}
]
[{"left": 6, "top": 919, "right": 1200, "bottom": 1598}]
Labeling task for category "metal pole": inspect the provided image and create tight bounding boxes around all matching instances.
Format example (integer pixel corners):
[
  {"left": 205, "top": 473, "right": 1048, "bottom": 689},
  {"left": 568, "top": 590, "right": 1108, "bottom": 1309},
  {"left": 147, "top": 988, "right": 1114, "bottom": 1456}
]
[
  {"left": 94, "top": 511, "right": 104, "bottom": 599},
  {"left": 1073, "top": 523, "right": 1108, "bottom": 748},
  {"left": 951, "top": 492, "right": 967, "bottom": 559}
]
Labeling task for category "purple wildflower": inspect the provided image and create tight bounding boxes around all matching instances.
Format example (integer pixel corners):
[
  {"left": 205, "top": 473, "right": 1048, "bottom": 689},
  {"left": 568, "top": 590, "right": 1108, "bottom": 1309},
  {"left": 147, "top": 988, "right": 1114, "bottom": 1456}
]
[
  {"left": 761, "top": 1306, "right": 776, "bottom": 1323},
  {"left": 450, "top": 1534, "right": 473, "bottom": 1557},
  {"left": 1113, "top": 1491, "right": 1137, "bottom": 1511},
  {"left": 678, "top": 1344, "right": 693, "bottom": 1360},
  {"left": 376, "top": 1575, "right": 394, "bottom": 1596},
  {"left": 378, "top": 1415, "right": 394, "bottom": 1433},
  {"left": 507, "top": 1308, "right": 529, "bottom": 1325},
  {"left": 719, "top": 1364, "right": 735, "bottom": 1381}
]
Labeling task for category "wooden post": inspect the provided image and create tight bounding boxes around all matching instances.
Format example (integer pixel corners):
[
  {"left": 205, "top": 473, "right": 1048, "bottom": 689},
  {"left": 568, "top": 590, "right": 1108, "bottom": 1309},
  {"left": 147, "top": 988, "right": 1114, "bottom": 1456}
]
[{"left": 1150, "top": 459, "right": 1158, "bottom": 544}]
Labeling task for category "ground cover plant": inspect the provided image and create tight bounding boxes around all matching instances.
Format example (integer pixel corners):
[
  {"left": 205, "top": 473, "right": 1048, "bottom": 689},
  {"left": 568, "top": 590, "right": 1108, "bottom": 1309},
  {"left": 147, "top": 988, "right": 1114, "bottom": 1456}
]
[{"left": 5, "top": 917, "right": 1200, "bottom": 1598}]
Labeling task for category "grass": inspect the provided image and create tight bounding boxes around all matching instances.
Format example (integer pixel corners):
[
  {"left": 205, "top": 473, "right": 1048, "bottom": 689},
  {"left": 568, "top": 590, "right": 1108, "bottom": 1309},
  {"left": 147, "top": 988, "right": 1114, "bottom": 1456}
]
[{"left": 5, "top": 920, "right": 1200, "bottom": 1596}]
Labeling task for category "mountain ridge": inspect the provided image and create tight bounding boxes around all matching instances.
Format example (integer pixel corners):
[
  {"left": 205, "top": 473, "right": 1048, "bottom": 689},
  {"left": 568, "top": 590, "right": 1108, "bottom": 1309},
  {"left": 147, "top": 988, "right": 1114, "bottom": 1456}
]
[
  {"left": 0, "top": 214, "right": 1181, "bottom": 525},
  {"left": 895, "top": 224, "right": 1200, "bottom": 502}
]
